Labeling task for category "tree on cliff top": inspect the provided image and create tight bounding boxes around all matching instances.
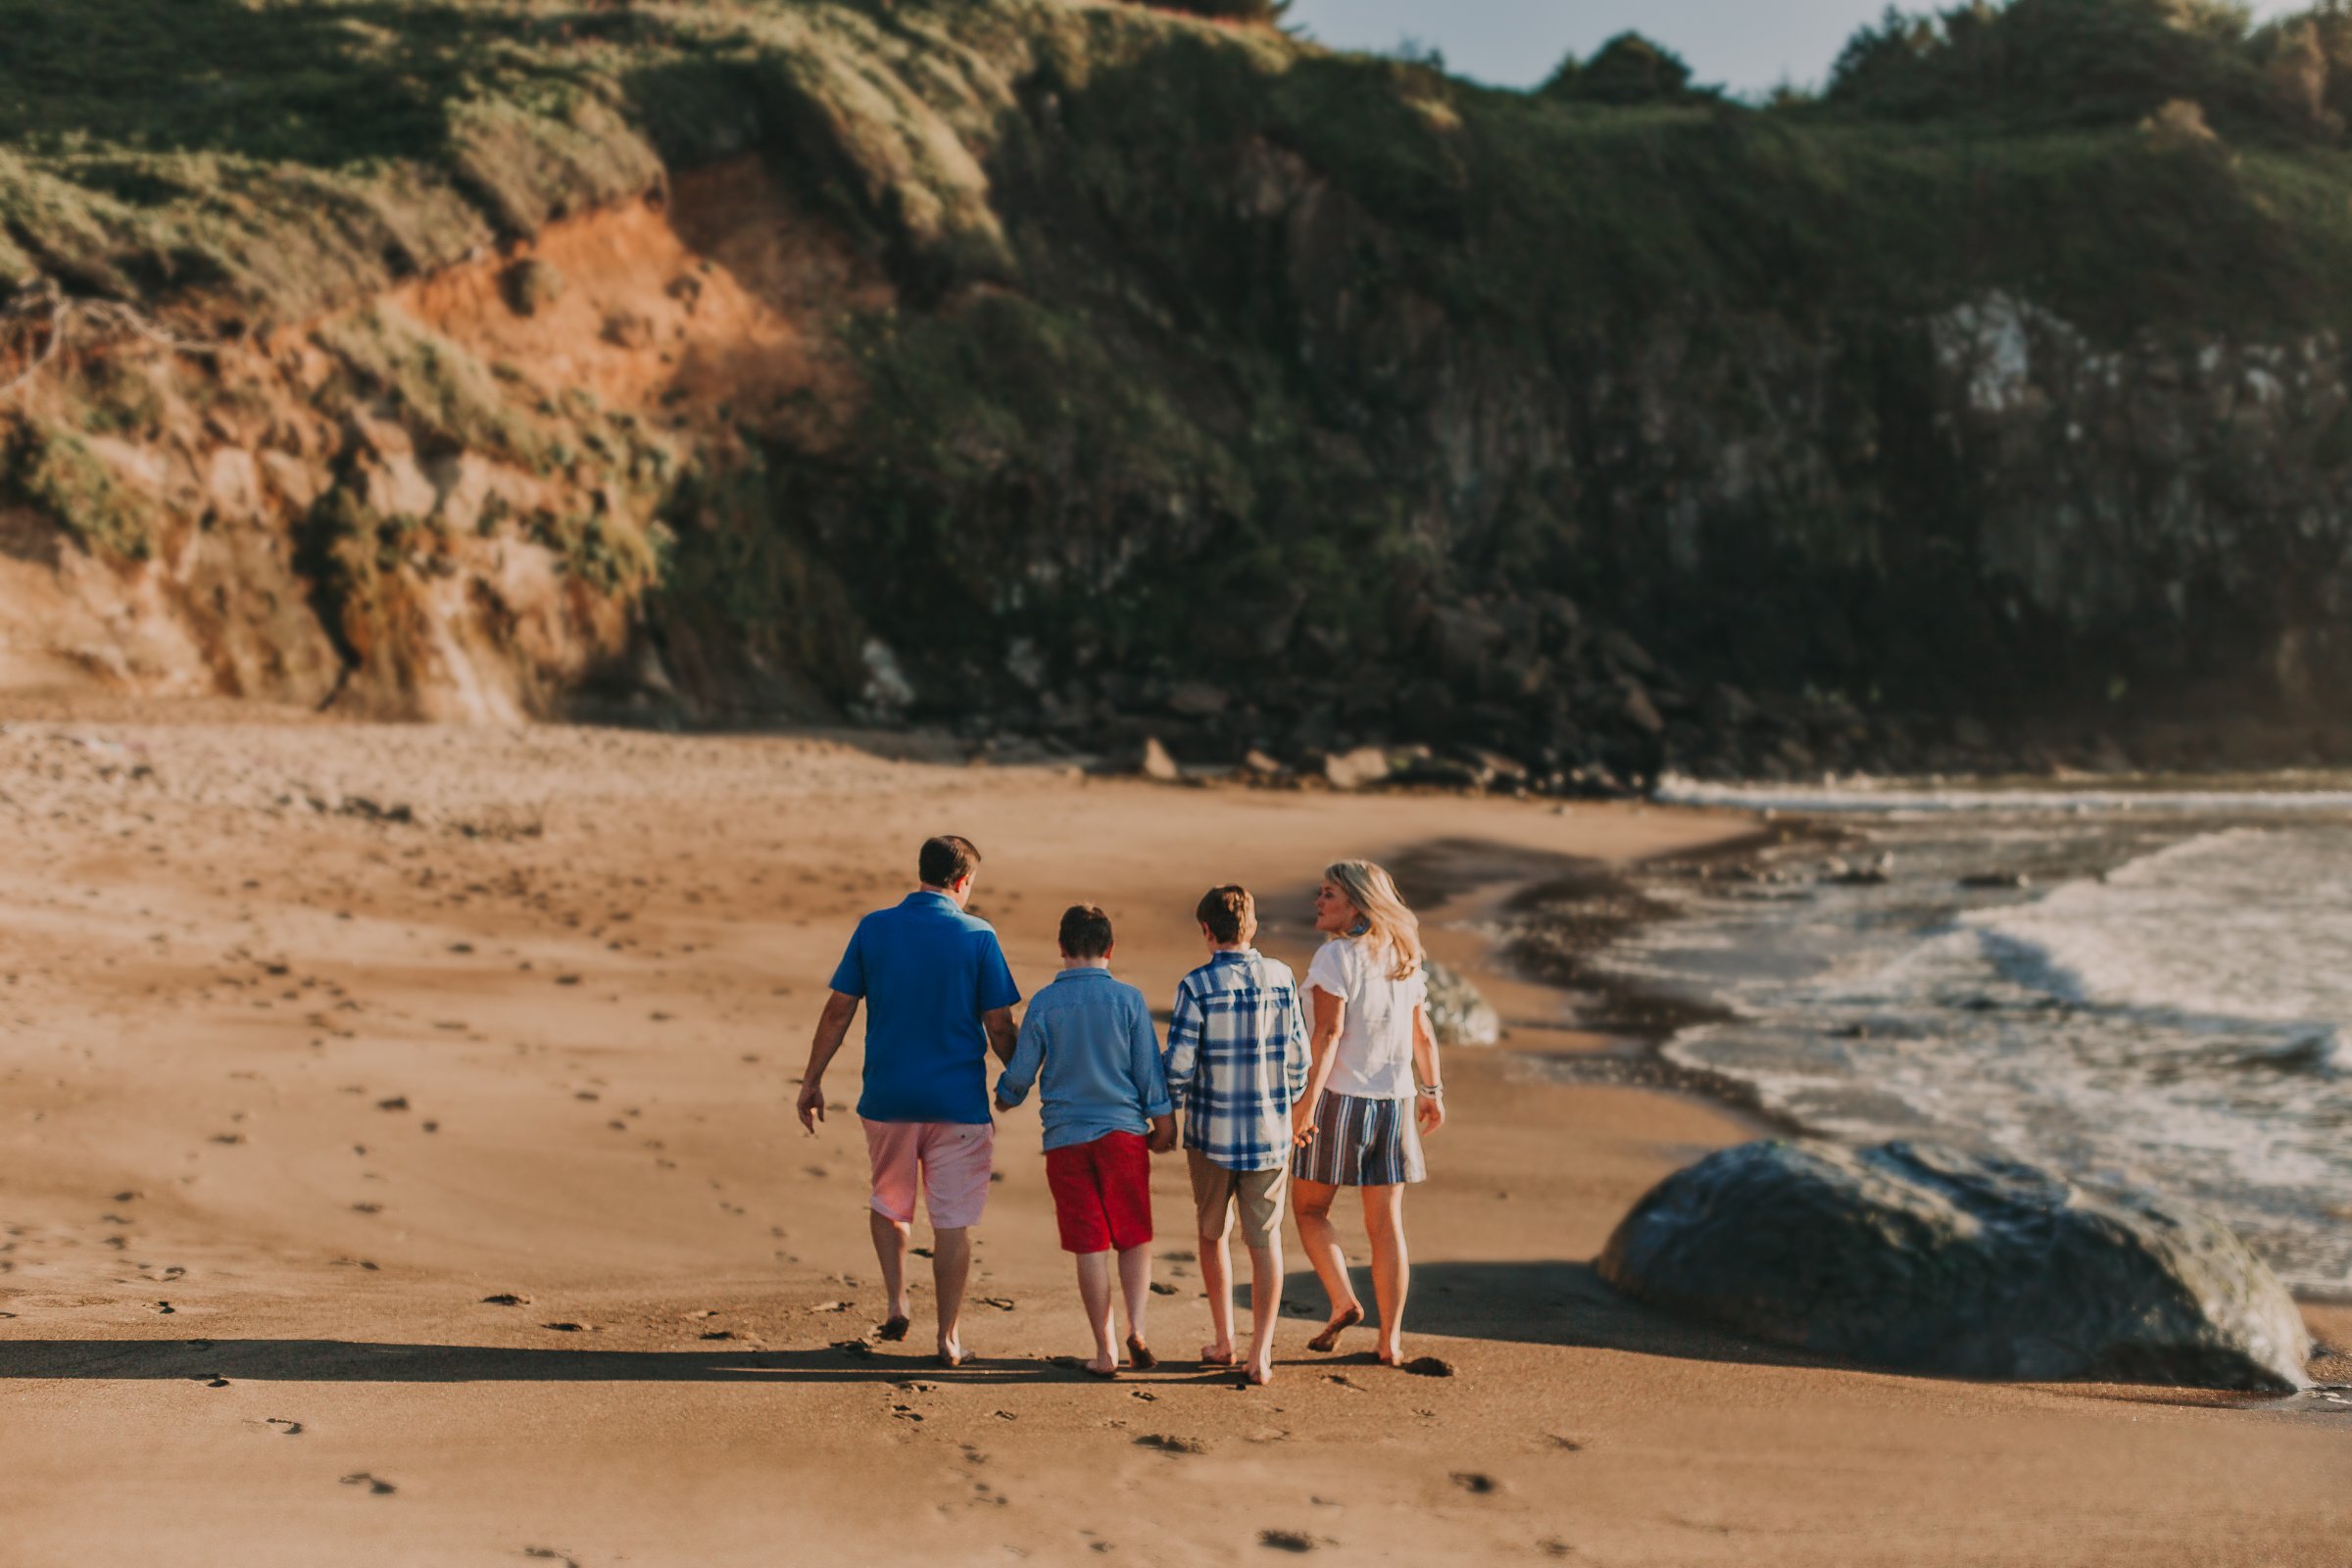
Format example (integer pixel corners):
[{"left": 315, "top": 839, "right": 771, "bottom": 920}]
[
  {"left": 1824, "top": 0, "right": 2352, "bottom": 139},
  {"left": 1540, "top": 32, "right": 1706, "bottom": 105}
]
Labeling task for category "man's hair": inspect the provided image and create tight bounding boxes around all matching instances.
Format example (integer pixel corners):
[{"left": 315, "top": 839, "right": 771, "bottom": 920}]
[
  {"left": 1058, "top": 904, "right": 1114, "bottom": 958},
  {"left": 918, "top": 835, "right": 981, "bottom": 889},
  {"left": 1196, "top": 885, "right": 1256, "bottom": 947}
]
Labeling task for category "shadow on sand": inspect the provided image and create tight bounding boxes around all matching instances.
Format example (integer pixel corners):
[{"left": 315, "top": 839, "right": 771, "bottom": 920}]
[
  {"left": 0, "top": 1338, "right": 1232, "bottom": 1387},
  {"left": 1275, "top": 1258, "right": 1834, "bottom": 1373},
  {"left": 0, "top": 1264, "right": 1833, "bottom": 1385}
]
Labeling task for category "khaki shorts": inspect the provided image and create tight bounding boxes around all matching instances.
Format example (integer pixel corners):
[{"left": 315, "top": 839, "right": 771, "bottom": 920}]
[{"left": 1188, "top": 1148, "right": 1289, "bottom": 1248}]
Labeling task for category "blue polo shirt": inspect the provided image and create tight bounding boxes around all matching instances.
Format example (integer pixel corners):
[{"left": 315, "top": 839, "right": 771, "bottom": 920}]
[{"left": 828, "top": 891, "right": 1022, "bottom": 1124}]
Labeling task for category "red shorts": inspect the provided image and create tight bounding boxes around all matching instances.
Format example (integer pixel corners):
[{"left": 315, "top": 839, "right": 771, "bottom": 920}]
[{"left": 1044, "top": 1131, "right": 1153, "bottom": 1254}]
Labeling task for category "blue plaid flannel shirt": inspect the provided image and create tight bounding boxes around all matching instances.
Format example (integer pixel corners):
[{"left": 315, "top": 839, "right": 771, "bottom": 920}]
[{"left": 1163, "top": 949, "right": 1310, "bottom": 1172}]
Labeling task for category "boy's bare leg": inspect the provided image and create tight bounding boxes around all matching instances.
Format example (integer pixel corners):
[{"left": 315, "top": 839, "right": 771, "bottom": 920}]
[
  {"left": 1074, "top": 1249, "right": 1119, "bottom": 1375},
  {"left": 1361, "top": 1184, "right": 1409, "bottom": 1364},
  {"left": 931, "top": 1225, "right": 973, "bottom": 1365},
  {"left": 869, "top": 1210, "right": 913, "bottom": 1335},
  {"left": 1116, "top": 1243, "right": 1153, "bottom": 1360},
  {"left": 1291, "top": 1178, "right": 1364, "bottom": 1349},
  {"left": 1198, "top": 1230, "right": 1237, "bottom": 1363},
  {"left": 1245, "top": 1237, "right": 1284, "bottom": 1384}
]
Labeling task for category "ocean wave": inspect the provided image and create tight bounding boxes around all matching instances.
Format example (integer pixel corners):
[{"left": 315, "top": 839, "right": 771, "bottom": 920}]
[{"left": 1656, "top": 772, "right": 2352, "bottom": 816}]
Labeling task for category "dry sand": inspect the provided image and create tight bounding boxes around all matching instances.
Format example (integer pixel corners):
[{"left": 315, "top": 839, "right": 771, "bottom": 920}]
[{"left": 0, "top": 709, "right": 2341, "bottom": 1565}]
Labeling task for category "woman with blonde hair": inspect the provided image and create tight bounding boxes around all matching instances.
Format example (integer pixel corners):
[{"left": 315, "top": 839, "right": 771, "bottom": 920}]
[{"left": 1291, "top": 858, "right": 1445, "bottom": 1366}]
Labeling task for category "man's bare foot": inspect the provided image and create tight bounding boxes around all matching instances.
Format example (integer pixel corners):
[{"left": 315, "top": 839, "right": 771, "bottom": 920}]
[
  {"left": 1307, "top": 1303, "right": 1364, "bottom": 1353},
  {"left": 1083, "top": 1354, "right": 1119, "bottom": 1379},
  {"left": 937, "top": 1336, "right": 967, "bottom": 1368},
  {"left": 1125, "top": 1335, "right": 1157, "bottom": 1371},
  {"left": 1200, "top": 1342, "right": 1237, "bottom": 1367},
  {"left": 1246, "top": 1358, "right": 1275, "bottom": 1386},
  {"left": 877, "top": 1314, "right": 911, "bottom": 1343}
]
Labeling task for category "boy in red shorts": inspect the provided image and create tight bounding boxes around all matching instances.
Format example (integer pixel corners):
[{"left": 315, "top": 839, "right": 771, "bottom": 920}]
[{"left": 995, "top": 905, "right": 1177, "bottom": 1378}]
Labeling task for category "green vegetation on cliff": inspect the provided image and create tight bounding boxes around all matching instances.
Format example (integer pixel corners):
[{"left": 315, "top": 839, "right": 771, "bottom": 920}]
[{"left": 9, "top": 0, "right": 2352, "bottom": 767}]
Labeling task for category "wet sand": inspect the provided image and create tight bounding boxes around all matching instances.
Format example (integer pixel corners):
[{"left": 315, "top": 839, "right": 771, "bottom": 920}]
[{"left": 0, "top": 710, "right": 2341, "bottom": 1565}]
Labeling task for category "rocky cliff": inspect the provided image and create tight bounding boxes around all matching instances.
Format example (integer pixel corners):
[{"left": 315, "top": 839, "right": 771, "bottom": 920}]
[{"left": 6, "top": 0, "right": 2352, "bottom": 780}]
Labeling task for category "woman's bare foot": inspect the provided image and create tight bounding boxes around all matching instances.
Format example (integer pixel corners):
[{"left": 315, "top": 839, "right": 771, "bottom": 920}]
[
  {"left": 1307, "top": 1303, "right": 1364, "bottom": 1353},
  {"left": 1246, "top": 1356, "right": 1275, "bottom": 1387},
  {"left": 937, "top": 1335, "right": 967, "bottom": 1368},
  {"left": 1200, "top": 1342, "right": 1237, "bottom": 1367},
  {"left": 877, "top": 1315, "right": 911, "bottom": 1343},
  {"left": 1083, "top": 1353, "right": 1119, "bottom": 1379},
  {"left": 1375, "top": 1340, "right": 1403, "bottom": 1367},
  {"left": 1125, "top": 1336, "right": 1157, "bottom": 1371}
]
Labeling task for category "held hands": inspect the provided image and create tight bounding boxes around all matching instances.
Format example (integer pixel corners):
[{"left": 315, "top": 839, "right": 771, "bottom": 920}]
[
  {"left": 795, "top": 1078, "right": 827, "bottom": 1134},
  {"left": 1147, "top": 1114, "right": 1178, "bottom": 1154}
]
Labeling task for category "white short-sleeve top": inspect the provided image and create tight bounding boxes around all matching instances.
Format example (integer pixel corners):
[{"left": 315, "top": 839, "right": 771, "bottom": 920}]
[{"left": 1302, "top": 936, "right": 1428, "bottom": 1101}]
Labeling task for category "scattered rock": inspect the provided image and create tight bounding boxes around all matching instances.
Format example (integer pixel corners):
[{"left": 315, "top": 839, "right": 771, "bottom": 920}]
[
  {"left": 1317, "top": 746, "right": 1392, "bottom": 791},
  {"left": 501, "top": 258, "right": 566, "bottom": 317},
  {"left": 1422, "top": 960, "right": 1500, "bottom": 1048},
  {"left": 1597, "top": 1139, "right": 2312, "bottom": 1391},
  {"left": 1620, "top": 683, "right": 1667, "bottom": 736},
  {"left": 601, "top": 310, "right": 657, "bottom": 350}
]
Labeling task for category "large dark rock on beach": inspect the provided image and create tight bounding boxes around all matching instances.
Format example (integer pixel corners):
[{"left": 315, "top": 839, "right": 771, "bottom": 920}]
[{"left": 1597, "top": 1140, "right": 2311, "bottom": 1393}]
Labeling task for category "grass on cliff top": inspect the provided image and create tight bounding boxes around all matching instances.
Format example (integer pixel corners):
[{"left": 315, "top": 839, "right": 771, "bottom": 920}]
[{"left": 5, "top": 0, "right": 2352, "bottom": 342}]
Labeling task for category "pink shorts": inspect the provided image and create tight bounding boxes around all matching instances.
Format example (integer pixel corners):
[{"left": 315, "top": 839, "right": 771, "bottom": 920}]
[{"left": 862, "top": 1118, "right": 995, "bottom": 1231}]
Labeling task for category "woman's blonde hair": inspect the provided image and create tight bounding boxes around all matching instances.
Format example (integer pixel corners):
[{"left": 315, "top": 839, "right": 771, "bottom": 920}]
[{"left": 1324, "top": 859, "right": 1422, "bottom": 981}]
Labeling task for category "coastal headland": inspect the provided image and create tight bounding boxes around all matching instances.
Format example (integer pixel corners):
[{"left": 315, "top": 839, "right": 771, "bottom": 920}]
[{"left": 0, "top": 709, "right": 2340, "bottom": 1565}]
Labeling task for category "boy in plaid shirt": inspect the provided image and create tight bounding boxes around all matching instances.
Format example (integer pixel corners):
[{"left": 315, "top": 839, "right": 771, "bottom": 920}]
[{"left": 1163, "top": 885, "right": 1310, "bottom": 1385}]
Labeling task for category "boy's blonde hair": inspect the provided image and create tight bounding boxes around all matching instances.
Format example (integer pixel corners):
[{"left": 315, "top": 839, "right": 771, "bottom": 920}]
[{"left": 1323, "top": 859, "right": 1422, "bottom": 981}]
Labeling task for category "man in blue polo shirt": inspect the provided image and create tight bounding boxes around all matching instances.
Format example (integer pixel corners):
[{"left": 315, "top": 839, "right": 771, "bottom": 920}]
[{"left": 798, "top": 835, "right": 1020, "bottom": 1366}]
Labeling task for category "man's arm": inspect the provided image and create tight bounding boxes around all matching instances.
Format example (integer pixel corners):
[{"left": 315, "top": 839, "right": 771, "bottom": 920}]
[
  {"left": 797, "top": 990, "right": 860, "bottom": 1133},
  {"left": 983, "top": 1006, "right": 1018, "bottom": 1066}
]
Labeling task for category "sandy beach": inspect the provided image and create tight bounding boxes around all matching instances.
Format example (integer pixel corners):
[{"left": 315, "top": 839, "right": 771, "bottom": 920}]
[{"left": 0, "top": 709, "right": 2342, "bottom": 1566}]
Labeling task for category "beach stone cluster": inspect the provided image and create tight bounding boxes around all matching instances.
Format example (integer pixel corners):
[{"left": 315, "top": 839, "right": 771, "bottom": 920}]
[
  {"left": 1597, "top": 1139, "right": 2312, "bottom": 1393},
  {"left": 1421, "top": 960, "right": 1500, "bottom": 1048}
]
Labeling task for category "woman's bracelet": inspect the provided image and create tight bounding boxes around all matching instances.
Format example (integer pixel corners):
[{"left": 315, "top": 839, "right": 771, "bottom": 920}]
[{"left": 1416, "top": 1084, "right": 1444, "bottom": 1098}]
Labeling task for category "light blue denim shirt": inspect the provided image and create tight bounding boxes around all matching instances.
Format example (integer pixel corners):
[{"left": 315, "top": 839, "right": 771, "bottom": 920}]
[{"left": 995, "top": 967, "right": 1172, "bottom": 1152}]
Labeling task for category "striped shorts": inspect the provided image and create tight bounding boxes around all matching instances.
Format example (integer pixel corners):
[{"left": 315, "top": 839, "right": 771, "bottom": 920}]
[{"left": 1292, "top": 1093, "right": 1426, "bottom": 1188}]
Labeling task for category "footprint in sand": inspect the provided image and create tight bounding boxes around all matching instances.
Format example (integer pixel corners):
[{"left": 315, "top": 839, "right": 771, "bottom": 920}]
[
  {"left": 339, "top": 1473, "right": 396, "bottom": 1495},
  {"left": 481, "top": 1294, "right": 531, "bottom": 1306},
  {"left": 266, "top": 1419, "right": 304, "bottom": 1436}
]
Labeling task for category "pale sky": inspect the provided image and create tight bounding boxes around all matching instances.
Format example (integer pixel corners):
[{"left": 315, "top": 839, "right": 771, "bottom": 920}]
[{"left": 1284, "top": 1, "right": 2314, "bottom": 94}]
